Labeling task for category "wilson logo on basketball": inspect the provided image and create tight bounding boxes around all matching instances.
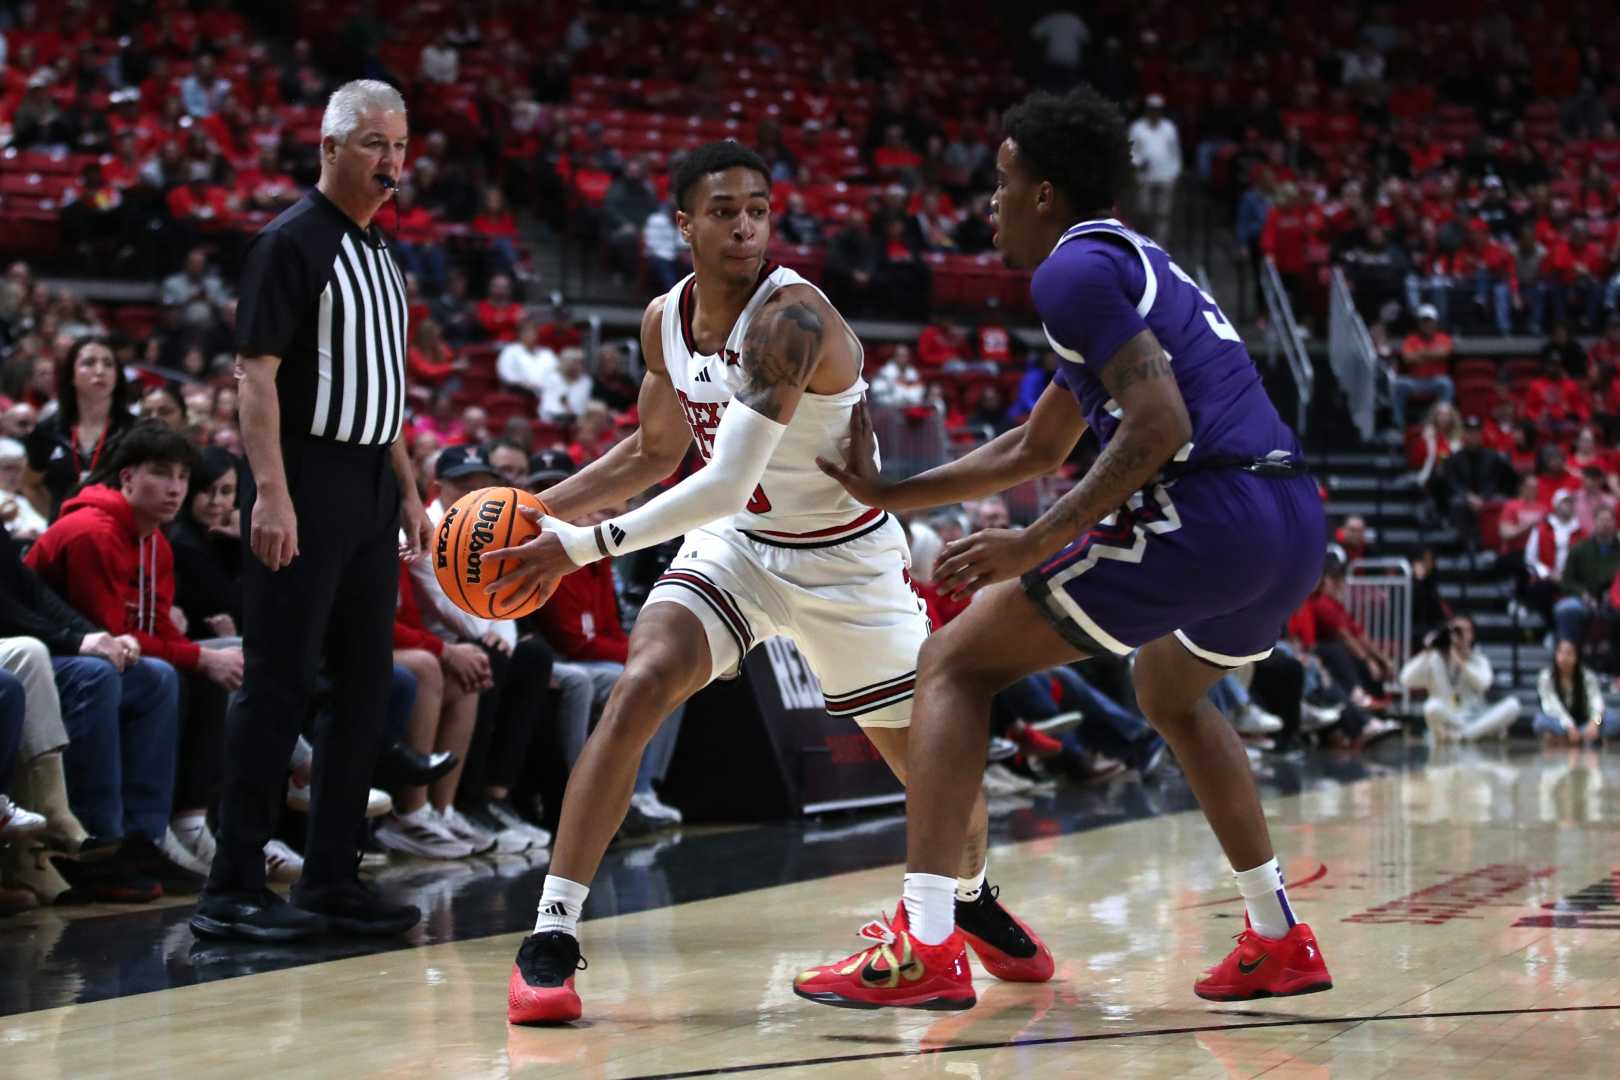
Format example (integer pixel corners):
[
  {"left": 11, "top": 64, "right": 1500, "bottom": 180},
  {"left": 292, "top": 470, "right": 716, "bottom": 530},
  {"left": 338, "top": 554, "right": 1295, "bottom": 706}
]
[{"left": 463, "top": 498, "right": 505, "bottom": 584}]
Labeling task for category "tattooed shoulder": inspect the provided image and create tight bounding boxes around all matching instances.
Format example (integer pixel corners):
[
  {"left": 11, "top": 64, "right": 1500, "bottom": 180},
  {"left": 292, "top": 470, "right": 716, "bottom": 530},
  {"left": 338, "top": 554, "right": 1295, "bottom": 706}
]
[
  {"left": 1099, "top": 329, "right": 1173, "bottom": 399},
  {"left": 736, "top": 297, "right": 825, "bottom": 421}
]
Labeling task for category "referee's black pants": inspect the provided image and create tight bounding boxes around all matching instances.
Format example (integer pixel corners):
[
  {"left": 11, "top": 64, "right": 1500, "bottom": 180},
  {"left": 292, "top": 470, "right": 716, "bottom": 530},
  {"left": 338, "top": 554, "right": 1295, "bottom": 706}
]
[{"left": 208, "top": 440, "right": 400, "bottom": 893}]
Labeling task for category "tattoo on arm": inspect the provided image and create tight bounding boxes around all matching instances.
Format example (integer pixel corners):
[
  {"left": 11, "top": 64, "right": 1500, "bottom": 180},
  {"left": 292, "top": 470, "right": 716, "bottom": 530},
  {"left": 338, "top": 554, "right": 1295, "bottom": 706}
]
[
  {"left": 1030, "top": 332, "right": 1183, "bottom": 550},
  {"left": 735, "top": 302, "right": 824, "bottom": 421}
]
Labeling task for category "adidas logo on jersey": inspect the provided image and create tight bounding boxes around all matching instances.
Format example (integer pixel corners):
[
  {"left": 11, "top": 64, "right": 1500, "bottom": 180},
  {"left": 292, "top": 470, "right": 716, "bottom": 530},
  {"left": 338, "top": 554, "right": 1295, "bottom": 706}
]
[{"left": 694, "top": 367, "right": 713, "bottom": 383}]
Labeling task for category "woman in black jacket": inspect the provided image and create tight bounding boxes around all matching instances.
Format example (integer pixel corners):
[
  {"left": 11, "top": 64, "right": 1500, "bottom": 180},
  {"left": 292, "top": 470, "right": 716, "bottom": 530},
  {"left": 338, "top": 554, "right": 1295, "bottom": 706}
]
[{"left": 166, "top": 447, "right": 242, "bottom": 640}]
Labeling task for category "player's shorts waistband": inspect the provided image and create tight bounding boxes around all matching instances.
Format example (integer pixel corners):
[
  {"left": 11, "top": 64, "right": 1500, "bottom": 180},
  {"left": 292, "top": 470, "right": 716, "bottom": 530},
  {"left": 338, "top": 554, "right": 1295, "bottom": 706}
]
[{"left": 741, "top": 507, "right": 888, "bottom": 549}]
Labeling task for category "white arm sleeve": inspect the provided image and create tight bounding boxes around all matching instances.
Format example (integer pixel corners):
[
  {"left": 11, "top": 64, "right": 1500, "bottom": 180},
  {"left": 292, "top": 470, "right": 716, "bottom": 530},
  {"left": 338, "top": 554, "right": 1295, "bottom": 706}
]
[{"left": 547, "top": 401, "right": 788, "bottom": 566}]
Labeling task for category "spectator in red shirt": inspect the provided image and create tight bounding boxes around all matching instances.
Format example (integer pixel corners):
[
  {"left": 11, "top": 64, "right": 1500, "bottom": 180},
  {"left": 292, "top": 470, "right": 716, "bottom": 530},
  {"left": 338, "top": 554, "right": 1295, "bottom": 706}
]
[
  {"left": 1392, "top": 304, "right": 1455, "bottom": 427},
  {"left": 1260, "top": 183, "right": 1325, "bottom": 305},
  {"left": 1541, "top": 219, "right": 1609, "bottom": 332},
  {"left": 391, "top": 184, "right": 447, "bottom": 291},
  {"left": 1589, "top": 315, "right": 1620, "bottom": 387},
  {"left": 475, "top": 274, "right": 525, "bottom": 342},
  {"left": 917, "top": 317, "right": 971, "bottom": 370},
  {"left": 165, "top": 168, "right": 235, "bottom": 228},
  {"left": 873, "top": 124, "right": 922, "bottom": 176},
  {"left": 1523, "top": 350, "right": 1593, "bottom": 436},
  {"left": 1457, "top": 222, "right": 1518, "bottom": 335},
  {"left": 407, "top": 318, "right": 464, "bottom": 389},
  {"left": 472, "top": 185, "right": 521, "bottom": 282},
  {"left": 1499, "top": 472, "right": 1545, "bottom": 556},
  {"left": 1296, "top": 561, "right": 1394, "bottom": 702},
  {"left": 237, "top": 147, "right": 299, "bottom": 212},
  {"left": 1333, "top": 515, "right": 1370, "bottom": 563},
  {"left": 975, "top": 315, "right": 1014, "bottom": 367}
]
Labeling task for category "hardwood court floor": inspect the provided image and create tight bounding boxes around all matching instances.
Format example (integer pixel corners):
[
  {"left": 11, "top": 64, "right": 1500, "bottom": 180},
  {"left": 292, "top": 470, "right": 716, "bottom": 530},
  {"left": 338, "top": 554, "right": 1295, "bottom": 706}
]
[{"left": 5, "top": 743, "right": 1619, "bottom": 1078}]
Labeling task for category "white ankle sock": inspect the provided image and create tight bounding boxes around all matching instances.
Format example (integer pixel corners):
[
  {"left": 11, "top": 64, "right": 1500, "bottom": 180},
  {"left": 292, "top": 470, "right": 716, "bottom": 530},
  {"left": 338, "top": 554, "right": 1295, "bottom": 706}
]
[
  {"left": 535, "top": 875, "right": 590, "bottom": 936},
  {"left": 902, "top": 872, "right": 958, "bottom": 945},
  {"left": 172, "top": 811, "right": 207, "bottom": 850},
  {"left": 1233, "top": 857, "right": 1296, "bottom": 940},
  {"left": 955, "top": 862, "right": 987, "bottom": 904}
]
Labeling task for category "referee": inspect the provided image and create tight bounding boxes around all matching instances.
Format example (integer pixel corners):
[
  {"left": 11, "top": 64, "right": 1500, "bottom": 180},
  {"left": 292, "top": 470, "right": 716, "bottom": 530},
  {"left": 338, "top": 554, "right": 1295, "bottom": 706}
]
[{"left": 192, "top": 80, "right": 433, "bottom": 942}]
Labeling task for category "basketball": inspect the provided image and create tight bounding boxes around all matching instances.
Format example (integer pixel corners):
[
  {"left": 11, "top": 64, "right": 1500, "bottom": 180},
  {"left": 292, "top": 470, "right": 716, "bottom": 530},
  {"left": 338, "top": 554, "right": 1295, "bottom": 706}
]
[{"left": 434, "top": 486, "right": 555, "bottom": 620}]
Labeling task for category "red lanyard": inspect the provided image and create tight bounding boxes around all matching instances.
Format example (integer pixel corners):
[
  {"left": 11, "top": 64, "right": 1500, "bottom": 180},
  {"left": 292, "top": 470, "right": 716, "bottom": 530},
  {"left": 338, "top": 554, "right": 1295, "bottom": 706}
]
[{"left": 70, "top": 423, "right": 108, "bottom": 480}]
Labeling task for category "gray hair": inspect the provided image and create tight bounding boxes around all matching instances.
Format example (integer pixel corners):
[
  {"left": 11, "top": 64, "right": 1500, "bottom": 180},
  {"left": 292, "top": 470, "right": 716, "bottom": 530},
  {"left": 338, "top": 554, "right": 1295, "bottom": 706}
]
[{"left": 320, "top": 80, "right": 407, "bottom": 144}]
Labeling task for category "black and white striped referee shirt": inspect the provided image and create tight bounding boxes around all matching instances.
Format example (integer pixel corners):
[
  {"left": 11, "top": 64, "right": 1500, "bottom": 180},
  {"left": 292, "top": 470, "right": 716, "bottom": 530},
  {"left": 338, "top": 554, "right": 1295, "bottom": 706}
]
[{"left": 235, "top": 188, "right": 407, "bottom": 446}]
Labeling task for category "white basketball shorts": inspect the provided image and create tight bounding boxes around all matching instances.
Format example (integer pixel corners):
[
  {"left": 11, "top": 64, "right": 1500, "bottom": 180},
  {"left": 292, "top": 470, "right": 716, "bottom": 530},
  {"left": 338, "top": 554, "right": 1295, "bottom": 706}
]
[{"left": 644, "top": 513, "right": 929, "bottom": 728}]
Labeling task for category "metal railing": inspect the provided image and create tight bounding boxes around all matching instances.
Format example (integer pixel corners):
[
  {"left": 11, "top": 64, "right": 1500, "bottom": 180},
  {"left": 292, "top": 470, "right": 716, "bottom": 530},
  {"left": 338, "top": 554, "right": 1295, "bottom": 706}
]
[
  {"left": 1259, "top": 255, "right": 1314, "bottom": 435},
  {"left": 867, "top": 403, "right": 948, "bottom": 479},
  {"left": 1328, "top": 267, "right": 1385, "bottom": 442},
  {"left": 1346, "top": 556, "right": 1415, "bottom": 710}
]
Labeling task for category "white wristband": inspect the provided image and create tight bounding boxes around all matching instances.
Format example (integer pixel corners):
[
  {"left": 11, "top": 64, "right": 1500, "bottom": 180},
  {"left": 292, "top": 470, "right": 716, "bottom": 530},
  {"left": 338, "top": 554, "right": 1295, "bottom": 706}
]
[{"left": 543, "top": 515, "right": 603, "bottom": 567}]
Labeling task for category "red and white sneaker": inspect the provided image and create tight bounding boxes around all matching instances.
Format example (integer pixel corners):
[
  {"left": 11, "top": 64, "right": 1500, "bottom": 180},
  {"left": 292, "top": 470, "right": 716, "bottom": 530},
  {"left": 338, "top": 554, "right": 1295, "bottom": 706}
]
[
  {"left": 1195, "top": 920, "right": 1333, "bottom": 1001},
  {"left": 507, "top": 931, "right": 587, "bottom": 1024},
  {"left": 794, "top": 905, "right": 976, "bottom": 1010},
  {"left": 954, "top": 884, "right": 1055, "bottom": 982}
]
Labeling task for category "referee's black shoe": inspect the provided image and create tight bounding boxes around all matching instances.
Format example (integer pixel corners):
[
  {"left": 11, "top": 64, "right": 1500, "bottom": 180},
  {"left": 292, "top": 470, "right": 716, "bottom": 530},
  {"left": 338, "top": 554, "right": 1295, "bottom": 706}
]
[
  {"left": 292, "top": 876, "right": 421, "bottom": 936},
  {"left": 191, "top": 888, "right": 329, "bottom": 942},
  {"left": 374, "top": 743, "right": 459, "bottom": 789}
]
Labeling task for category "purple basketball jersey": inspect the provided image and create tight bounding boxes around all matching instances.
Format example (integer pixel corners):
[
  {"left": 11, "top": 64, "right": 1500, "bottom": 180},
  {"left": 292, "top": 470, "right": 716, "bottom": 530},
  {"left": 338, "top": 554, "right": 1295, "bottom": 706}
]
[{"left": 1034, "top": 218, "right": 1300, "bottom": 466}]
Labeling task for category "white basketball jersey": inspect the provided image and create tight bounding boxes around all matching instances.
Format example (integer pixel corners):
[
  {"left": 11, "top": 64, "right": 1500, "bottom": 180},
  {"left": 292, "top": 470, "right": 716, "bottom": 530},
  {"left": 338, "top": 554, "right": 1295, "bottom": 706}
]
[{"left": 658, "top": 263, "right": 881, "bottom": 544}]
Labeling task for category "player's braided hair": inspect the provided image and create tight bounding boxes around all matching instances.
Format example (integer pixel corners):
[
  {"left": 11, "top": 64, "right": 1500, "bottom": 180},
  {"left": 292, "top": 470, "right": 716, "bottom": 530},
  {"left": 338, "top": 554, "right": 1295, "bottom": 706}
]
[
  {"left": 672, "top": 141, "right": 772, "bottom": 213},
  {"left": 1003, "top": 85, "right": 1134, "bottom": 217}
]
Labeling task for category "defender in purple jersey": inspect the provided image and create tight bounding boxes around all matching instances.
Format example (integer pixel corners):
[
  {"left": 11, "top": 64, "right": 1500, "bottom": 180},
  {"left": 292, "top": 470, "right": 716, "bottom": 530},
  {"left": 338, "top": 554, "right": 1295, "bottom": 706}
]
[{"left": 799, "top": 85, "right": 1332, "bottom": 1011}]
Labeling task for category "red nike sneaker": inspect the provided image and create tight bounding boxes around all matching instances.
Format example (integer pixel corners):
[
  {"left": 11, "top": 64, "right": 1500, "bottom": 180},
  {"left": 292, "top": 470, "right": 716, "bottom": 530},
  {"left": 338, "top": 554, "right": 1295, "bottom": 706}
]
[
  {"left": 507, "top": 931, "right": 587, "bottom": 1024},
  {"left": 794, "top": 906, "right": 976, "bottom": 1010},
  {"left": 954, "top": 884, "right": 1055, "bottom": 982},
  {"left": 1194, "top": 921, "right": 1332, "bottom": 1001}
]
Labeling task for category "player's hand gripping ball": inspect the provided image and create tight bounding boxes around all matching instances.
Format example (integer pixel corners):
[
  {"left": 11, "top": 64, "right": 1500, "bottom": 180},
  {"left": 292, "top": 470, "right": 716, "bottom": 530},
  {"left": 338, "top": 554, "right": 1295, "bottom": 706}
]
[{"left": 434, "top": 487, "right": 557, "bottom": 619}]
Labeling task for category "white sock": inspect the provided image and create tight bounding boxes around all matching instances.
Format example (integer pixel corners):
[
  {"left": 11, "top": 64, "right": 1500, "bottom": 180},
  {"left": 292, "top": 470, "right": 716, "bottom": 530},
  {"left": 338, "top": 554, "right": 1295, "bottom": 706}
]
[
  {"left": 902, "top": 872, "right": 958, "bottom": 945},
  {"left": 535, "top": 875, "right": 590, "bottom": 936},
  {"left": 172, "top": 811, "right": 207, "bottom": 850},
  {"left": 1233, "top": 857, "right": 1296, "bottom": 940},
  {"left": 398, "top": 803, "right": 434, "bottom": 825},
  {"left": 955, "top": 862, "right": 987, "bottom": 904}
]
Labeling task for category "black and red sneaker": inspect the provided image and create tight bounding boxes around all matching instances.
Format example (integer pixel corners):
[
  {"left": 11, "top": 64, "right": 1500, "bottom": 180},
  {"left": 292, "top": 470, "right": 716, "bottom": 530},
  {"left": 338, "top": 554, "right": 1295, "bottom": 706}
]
[
  {"left": 954, "top": 884, "right": 1055, "bottom": 983},
  {"left": 508, "top": 931, "right": 588, "bottom": 1024}
]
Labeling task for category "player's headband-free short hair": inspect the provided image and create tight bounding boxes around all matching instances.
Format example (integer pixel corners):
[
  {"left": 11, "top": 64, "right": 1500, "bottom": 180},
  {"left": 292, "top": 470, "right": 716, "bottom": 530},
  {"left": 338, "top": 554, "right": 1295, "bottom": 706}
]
[
  {"left": 672, "top": 141, "right": 771, "bottom": 213},
  {"left": 1002, "top": 85, "right": 1134, "bottom": 217},
  {"left": 322, "top": 79, "right": 407, "bottom": 144}
]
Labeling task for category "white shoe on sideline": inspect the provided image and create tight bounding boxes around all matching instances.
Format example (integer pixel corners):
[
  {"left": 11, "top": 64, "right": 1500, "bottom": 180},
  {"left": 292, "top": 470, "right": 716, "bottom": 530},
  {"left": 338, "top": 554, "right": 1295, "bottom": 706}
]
[
  {"left": 366, "top": 789, "right": 393, "bottom": 819},
  {"left": 375, "top": 808, "right": 474, "bottom": 860},
  {"left": 436, "top": 806, "right": 505, "bottom": 855},
  {"left": 1301, "top": 702, "right": 1344, "bottom": 733},
  {"left": 1233, "top": 704, "right": 1285, "bottom": 735},
  {"left": 630, "top": 791, "right": 682, "bottom": 825},
  {"left": 0, "top": 796, "right": 46, "bottom": 839},
  {"left": 982, "top": 763, "right": 1037, "bottom": 796},
  {"left": 486, "top": 799, "right": 552, "bottom": 848},
  {"left": 264, "top": 839, "right": 303, "bottom": 883}
]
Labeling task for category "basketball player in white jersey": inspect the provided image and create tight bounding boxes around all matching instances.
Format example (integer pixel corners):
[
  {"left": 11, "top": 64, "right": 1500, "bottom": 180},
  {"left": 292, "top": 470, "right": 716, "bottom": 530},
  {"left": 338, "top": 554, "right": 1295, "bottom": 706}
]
[{"left": 485, "top": 142, "right": 1052, "bottom": 1024}]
